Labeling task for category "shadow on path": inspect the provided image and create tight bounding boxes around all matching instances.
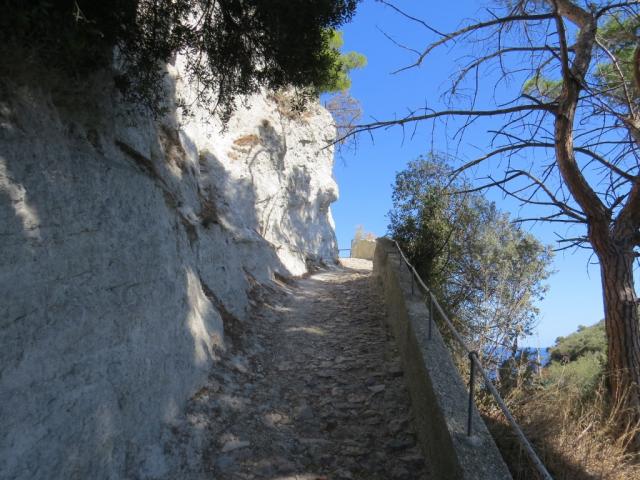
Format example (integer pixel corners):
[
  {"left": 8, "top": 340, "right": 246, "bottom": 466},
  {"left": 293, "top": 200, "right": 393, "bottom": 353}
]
[{"left": 163, "top": 263, "right": 431, "bottom": 480}]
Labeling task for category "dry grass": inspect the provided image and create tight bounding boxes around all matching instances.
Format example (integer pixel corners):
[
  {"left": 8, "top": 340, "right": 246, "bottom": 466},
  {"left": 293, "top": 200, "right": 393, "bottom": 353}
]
[
  {"left": 269, "top": 90, "right": 303, "bottom": 121},
  {"left": 158, "top": 124, "right": 190, "bottom": 174},
  {"left": 233, "top": 134, "right": 260, "bottom": 147},
  {"left": 199, "top": 196, "right": 218, "bottom": 228},
  {"left": 482, "top": 382, "right": 640, "bottom": 479}
]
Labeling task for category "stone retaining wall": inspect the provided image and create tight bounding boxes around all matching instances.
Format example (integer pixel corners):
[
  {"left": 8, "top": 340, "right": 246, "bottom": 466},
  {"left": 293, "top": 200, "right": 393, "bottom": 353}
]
[{"left": 372, "top": 237, "right": 512, "bottom": 480}]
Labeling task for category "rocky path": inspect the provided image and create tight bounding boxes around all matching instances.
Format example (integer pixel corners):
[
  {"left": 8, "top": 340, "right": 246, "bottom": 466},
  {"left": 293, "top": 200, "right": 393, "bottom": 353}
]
[{"left": 164, "top": 259, "right": 430, "bottom": 479}]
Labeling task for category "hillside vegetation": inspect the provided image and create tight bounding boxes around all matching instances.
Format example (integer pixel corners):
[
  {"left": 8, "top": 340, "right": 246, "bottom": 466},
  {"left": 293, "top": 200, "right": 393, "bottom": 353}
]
[
  {"left": 551, "top": 322, "right": 607, "bottom": 362},
  {"left": 487, "top": 321, "right": 640, "bottom": 480},
  {"left": 546, "top": 322, "right": 607, "bottom": 398}
]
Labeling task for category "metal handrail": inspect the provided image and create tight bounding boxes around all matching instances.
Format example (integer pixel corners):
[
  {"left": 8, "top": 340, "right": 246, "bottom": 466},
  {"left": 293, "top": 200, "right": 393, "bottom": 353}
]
[{"left": 391, "top": 239, "right": 553, "bottom": 480}]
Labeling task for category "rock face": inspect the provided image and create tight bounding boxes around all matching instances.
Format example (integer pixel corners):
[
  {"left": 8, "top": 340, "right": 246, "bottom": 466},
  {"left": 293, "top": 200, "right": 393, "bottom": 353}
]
[{"left": 0, "top": 64, "right": 338, "bottom": 479}]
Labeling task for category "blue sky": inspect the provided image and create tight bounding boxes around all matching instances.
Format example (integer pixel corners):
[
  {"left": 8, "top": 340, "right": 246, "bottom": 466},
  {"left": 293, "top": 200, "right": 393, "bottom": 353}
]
[{"left": 327, "top": 0, "right": 609, "bottom": 347}]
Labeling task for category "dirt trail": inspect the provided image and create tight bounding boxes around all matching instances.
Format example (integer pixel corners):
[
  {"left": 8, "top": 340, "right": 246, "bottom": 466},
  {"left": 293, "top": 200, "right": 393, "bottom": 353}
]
[{"left": 164, "top": 259, "right": 430, "bottom": 479}]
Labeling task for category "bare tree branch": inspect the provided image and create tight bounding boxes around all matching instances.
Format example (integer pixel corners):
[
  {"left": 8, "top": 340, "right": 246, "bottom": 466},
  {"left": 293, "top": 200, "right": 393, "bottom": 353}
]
[
  {"left": 336, "top": 103, "right": 555, "bottom": 143},
  {"left": 394, "top": 12, "right": 555, "bottom": 73}
]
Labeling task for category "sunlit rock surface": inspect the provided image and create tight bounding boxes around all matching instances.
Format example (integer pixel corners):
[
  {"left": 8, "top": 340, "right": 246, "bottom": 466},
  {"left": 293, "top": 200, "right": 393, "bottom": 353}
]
[{"left": 0, "top": 62, "right": 338, "bottom": 479}]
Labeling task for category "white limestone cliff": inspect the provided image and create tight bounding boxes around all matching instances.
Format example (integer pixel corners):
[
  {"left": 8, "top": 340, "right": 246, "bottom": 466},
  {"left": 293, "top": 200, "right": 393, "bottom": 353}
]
[{"left": 0, "top": 62, "right": 338, "bottom": 479}]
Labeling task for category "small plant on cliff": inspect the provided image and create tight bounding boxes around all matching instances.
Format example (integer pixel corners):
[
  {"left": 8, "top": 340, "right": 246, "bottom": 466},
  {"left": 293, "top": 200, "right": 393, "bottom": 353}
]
[
  {"left": 0, "top": 0, "right": 360, "bottom": 120},
  {"left": 320, "top": 31, "right": 366, "bottom": 146}
]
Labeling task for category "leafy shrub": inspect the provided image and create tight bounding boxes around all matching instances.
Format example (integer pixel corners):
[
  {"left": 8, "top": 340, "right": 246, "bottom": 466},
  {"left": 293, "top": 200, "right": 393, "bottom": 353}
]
[
  {"left": 544, "top": 321, "right": 607, "bottom": 399},
  {"left": 546, "top": 352, "right": 606, "bottom": 399},
  {"left": 550, "top": 321, "right": 607, "bottom": 363},
  {"left": 388, "top": 155, "right": 553, "bottom": 359}
]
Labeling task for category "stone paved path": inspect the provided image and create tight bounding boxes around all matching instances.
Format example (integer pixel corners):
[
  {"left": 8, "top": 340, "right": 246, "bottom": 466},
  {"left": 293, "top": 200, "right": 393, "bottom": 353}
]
[{"left": 164, "top": 259, "right": 430, "bottom": 479}]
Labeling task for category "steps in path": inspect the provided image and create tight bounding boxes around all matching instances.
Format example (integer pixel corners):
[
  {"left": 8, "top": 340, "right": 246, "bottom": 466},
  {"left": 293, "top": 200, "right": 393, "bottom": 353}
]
[{"left": 162, "top": 259, "right": 430, "bottom": 479}]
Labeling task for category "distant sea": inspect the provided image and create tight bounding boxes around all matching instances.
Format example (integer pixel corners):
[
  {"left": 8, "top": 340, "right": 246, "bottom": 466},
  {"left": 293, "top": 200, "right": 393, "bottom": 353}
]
[
  {"left": 491, "top": 346, "right": 551, "bottom": 366},
  {"left": 523, "top": 347, "right": 551, "bottom": 366}
]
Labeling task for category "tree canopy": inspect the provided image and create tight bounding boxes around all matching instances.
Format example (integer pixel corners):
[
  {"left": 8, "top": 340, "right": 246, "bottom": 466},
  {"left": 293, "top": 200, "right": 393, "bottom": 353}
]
[
  {"left": 320, "top": 30, "right": 367, "bottom": 93},
  {"left": 0, "top": 0, "right": 360, "bottom": 119},
  {"left": 348, "top": 0, "right": 640, "bottom": 440},
  {"left": 388, "top": 156, "right": 553, "bottom": 365}
]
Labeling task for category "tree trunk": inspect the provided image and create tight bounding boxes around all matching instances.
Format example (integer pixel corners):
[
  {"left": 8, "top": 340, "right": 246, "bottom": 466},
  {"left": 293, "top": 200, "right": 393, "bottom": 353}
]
[
  {"left": 596, "top": 240, "right": 640, "bottom": 438},
  {"left": 548, "top": 1, "right": 640, "bottom": 442}
]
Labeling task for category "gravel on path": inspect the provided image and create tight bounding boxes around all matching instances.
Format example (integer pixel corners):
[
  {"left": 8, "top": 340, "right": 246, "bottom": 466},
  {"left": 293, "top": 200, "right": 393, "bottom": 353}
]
[{"left": 163, "top": 260, "right": 430, "bottom": 480}]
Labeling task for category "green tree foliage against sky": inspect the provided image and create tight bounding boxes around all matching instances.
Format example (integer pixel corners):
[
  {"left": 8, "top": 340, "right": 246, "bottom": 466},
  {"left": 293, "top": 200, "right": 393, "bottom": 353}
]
[
  {"left": 594, "top": 13, "right": 640, "bottom": 106},
  {"left": 0, "top": 0, "right": 361, "bottom": 119},
  {"left": 523, "top": 12, "right": 640, "bottom": 106},
  {"left": 320, "top": 30, "right": 367, "bottom": 93},
  {"left": 388, "top": 156, "right": 553, "bottom": 365}
]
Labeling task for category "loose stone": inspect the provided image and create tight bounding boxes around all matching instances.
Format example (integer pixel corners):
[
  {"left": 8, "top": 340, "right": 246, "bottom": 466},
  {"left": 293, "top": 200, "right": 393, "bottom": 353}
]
[{"left": 161, "top": 261, "right": 429, "bottom": 479}]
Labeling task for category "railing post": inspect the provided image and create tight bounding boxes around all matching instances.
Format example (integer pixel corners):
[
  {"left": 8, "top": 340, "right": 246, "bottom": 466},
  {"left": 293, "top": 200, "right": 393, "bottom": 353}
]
[
  {"left": 428, "top": 294, "right": 433, "bottom": 340},
  {"left": 393, "top": 239, "right": 552, "bottom": 478},
  {"left": 467, "top": 351, "right": 477, "bottom": 437}
]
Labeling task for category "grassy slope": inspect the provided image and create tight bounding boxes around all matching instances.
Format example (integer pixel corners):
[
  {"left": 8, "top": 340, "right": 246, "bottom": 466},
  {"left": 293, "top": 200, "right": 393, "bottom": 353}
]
[
  {"left": 485, "top": 321, "right": 640, "bottom": 480},
  {"left": 546, "top": 321, "right": 606, "bottom": 398}
]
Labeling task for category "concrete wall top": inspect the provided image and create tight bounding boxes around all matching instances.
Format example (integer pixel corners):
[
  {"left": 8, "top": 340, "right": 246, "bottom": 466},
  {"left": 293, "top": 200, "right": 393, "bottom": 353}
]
[{"left": 372, "top": 237, "right": 512, "bottom": 480}]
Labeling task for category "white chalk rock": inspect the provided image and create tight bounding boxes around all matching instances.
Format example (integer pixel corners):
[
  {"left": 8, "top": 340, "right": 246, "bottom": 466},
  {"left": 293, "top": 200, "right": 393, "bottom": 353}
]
[{"left": 0, "top": 58, "right": 338, "bottom": 479}]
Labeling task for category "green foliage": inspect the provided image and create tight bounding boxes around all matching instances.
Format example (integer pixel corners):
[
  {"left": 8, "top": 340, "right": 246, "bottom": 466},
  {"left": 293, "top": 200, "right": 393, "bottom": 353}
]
[
  {"left": 594, "top": 14, "right": 640, "bottom": 105},
  {"left": 319, "top": 30, "right": 367, "bottom": 93},
  {"left": 0, "top": 0, "right": 360, "bottom": 119},
  {"left": 545, "top": 321, "right": 607, "bottom": 398},
  {"left": 523, "top": 76, "right": 562, "bottom": 101},
  {"left": 549, "top": 320, "right": 607, "bottom": 363},
  {"left": 388, "top": 155, "right": 553, "bottom": 358},
  {"left": 523, "top": 12, "right": 639, "bottom": 106},
  {"left": 546, "top": 353, "right": 606, "bottom": 398}
]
